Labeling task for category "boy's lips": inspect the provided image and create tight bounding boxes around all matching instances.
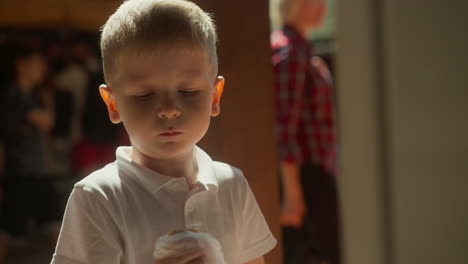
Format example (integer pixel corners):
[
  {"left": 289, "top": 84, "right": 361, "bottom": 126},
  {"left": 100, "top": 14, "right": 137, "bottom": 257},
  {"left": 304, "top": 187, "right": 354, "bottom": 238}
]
[{"left": 160, "top": 131, "right": 182, "bottom": 136}]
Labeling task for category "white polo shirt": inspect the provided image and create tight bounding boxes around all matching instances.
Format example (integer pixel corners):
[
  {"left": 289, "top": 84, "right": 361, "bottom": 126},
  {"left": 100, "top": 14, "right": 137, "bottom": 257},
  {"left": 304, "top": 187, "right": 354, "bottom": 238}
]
[{"left": 51, "top": 146, "right": 276, "bottom": 264}]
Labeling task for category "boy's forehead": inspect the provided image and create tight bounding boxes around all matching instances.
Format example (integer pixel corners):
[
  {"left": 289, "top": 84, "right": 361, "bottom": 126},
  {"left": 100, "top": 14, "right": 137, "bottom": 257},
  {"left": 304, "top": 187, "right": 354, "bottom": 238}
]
[
  {"left": 108, "top": 43, "right": 217, "bottom": 84},
  {"left": 122, "top": 43, "right": 207, "bottom": 60},
  {"left": 109, "top": 45, "right": 214, "bottom": 84}
]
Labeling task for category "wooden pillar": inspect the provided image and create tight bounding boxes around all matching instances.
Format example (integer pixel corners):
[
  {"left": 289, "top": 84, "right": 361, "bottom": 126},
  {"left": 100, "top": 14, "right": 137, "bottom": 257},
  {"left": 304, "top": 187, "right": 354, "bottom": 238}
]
[{"left": 196, "top": 1, "right": 282, "bottom": 263}]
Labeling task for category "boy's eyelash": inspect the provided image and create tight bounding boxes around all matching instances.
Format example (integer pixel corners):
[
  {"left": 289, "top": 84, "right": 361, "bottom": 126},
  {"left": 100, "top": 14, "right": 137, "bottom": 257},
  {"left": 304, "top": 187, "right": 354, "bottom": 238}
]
[
  {"left": 134, "top": 93, "right": 154, "bottom": 99},
  {"left": 179, "top": 90, "right": 199, "bottom": 96}
]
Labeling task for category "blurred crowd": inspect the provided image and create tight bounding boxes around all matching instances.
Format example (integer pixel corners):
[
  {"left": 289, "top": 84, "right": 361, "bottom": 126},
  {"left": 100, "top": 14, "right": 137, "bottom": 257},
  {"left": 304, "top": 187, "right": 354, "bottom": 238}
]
[{"left": 0, "top": 29, "right": 126, "bottom": 257}]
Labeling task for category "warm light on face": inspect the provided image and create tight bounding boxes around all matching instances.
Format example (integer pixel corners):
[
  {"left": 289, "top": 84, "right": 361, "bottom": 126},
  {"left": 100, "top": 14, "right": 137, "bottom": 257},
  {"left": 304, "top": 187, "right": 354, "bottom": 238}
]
[{"left": 106, "top": 46, "right": 222, "bottom": 165}]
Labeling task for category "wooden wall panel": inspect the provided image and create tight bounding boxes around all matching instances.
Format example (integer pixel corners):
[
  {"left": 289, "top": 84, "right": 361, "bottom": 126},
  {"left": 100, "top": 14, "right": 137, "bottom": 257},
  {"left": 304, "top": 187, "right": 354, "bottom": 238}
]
[
  {"left": 0, "top": 0, "right": 120, "bottom": 31},
  {"left": 198, "top": 0, "right": 282, "bottom": 263}
]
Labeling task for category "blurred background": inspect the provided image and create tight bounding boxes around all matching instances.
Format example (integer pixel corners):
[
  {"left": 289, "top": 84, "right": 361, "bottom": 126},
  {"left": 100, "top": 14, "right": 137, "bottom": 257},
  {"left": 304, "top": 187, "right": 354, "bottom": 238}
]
[{"left": 0, "top": 0, "right": 467, "bottom": 264}]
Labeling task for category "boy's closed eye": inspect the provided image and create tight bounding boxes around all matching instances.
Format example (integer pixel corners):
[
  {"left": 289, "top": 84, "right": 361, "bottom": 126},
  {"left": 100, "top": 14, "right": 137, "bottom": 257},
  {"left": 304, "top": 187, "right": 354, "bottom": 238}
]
[
  {"left": 179, "top": 90, "right": 199, "bottom": 96},
  {"left": 133, "top": 92, "right": 154, "bottom": 100}
]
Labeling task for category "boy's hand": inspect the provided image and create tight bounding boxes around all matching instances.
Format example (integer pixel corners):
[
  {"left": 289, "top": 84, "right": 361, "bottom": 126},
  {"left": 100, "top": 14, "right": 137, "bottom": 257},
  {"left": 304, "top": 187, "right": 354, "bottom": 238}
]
[{"left": 154, "top": 248, "right": 205, "bottom": 264}]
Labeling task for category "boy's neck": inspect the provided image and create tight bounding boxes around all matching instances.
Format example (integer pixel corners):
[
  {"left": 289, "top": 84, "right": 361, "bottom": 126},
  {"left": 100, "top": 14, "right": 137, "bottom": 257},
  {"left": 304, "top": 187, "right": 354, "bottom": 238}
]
[{"left": 130, "top": 147, "right": 199, "bottom": 184}]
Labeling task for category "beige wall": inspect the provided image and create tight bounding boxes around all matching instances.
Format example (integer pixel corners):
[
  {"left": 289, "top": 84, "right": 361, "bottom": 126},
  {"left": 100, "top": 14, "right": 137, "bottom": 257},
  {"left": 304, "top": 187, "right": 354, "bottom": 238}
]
[
  {"left": 382, "top": 0, "right": 468, "bottom": 263},
  {"left": 336, "top": 0, "right": 389, "bottom": 263},
  {"left": 337, "top": 0, "right": 468, "bottom": 264}
]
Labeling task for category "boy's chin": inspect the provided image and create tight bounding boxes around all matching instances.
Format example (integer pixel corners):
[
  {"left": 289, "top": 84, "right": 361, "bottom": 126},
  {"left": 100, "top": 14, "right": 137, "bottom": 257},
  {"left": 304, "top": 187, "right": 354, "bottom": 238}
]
[{"left": 151, "top": 143, "right": 196, "bottom": 159}]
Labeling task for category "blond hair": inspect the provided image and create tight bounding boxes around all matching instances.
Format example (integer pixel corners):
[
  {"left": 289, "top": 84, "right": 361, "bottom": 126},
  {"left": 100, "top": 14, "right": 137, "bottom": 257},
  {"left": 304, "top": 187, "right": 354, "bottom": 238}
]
[{"left": 100, "top": 0, "right": 218, "bottom": 81}]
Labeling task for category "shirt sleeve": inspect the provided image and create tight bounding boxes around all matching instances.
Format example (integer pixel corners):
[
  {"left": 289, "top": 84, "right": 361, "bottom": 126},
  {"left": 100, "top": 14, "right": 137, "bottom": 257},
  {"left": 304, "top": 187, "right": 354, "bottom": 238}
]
[
  {"left": 235, "top": 170, "right": 277, "bottom": 263},
  {"left": 51, "top": 186, "right": 124, "bottom": 264},
  {"left": 274, "top": 46, "right": 309, "bottom": 163},
  {"left": 311, "top": 56, "right": 337, "bottom": 175}
]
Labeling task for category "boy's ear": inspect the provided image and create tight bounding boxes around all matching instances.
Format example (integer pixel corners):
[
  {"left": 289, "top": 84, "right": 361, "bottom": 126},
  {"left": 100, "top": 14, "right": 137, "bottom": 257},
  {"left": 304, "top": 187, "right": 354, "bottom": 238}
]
[
  {"left": 211, "top": 76, "right": 224, "bottom": 117},
  {"left": 99, "top": 84, "right": 121, "bottom": 124}
]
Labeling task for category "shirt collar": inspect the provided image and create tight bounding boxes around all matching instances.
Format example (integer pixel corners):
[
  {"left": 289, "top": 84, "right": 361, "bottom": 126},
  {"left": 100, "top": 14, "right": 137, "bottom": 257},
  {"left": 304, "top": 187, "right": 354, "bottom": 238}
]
[
  {"left": 116, "top": 146, "right": 218, "bottom": 194},
  {"left": 194, "top": 146, "right": 218, "bottom": 192}
]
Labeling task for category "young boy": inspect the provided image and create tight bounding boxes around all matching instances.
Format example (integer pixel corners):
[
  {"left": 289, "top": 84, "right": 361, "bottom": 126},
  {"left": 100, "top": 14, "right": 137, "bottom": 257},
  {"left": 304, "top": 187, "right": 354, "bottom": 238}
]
[{"left": 51, "top": 0, "right": 277, "bottom": 263}]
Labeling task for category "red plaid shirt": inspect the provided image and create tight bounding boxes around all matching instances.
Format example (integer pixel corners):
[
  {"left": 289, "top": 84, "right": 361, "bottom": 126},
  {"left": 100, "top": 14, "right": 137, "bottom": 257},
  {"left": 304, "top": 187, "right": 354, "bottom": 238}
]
[{"left": 271, "top": 25, "right": 336, "bottom": 175}]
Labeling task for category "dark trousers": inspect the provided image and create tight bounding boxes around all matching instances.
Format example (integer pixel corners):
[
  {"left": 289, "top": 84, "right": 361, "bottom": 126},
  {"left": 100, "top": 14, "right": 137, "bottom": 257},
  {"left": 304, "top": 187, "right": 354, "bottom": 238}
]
[
  {"left": 0, "top": 175, "right": 61, "bottom": 237},
  {"left": 282, "top": 162, "right": 341, "bottom": 264}
]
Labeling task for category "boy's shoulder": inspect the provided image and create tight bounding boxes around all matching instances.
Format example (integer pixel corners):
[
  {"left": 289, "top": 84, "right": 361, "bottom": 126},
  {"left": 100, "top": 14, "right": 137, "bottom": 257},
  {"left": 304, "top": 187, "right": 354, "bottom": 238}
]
[
  {"left": 74, "top": 161, "right": 122, "bottom": 195},
  {"left": 196, "top": 146, "right": 249, "bottom": 189},
  {"left": 212, "top": 161, "right": 243, "bottom": 178},
  {"left": 211, "top": 161, "right": 251, "bottom": 191}
]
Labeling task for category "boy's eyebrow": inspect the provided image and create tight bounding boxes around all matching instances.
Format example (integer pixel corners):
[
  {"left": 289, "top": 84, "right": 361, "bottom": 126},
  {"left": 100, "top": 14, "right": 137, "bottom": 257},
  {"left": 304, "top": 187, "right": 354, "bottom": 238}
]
[
  {"left": 121, "top": 73, "right": 153, "bottom": 83},
  {"left": 122, "top": 69, "right": 210, "bottom": 84}
]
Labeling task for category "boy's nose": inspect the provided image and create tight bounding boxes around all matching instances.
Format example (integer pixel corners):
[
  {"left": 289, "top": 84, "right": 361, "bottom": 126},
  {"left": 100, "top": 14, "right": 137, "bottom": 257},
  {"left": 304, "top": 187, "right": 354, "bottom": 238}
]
[
  {"left": 157, "top": 106, "right": 181, "bottom": 119},
  {"left": 157, "top": 94, "right": 181, "bottom": 119}
]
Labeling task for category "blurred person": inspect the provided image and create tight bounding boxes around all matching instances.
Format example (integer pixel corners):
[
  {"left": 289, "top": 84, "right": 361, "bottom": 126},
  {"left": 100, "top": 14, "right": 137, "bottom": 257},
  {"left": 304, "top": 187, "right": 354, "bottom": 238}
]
[
  {"left": 51, "top": 36, "right": 122, "bottom": 178},
  {"left": 271, "top": 0, "right": 340, "bottom": 263},
  {"left": 72, "top": 38, "right": 124, "bottom": 177},
  {"left": 50, "top": 37, "right": 90, "bottom": 176},
  {"left": 0, "top": 47, "right": 61, "bottom": 263},
  {"left": 53, "top": 38, "right": 92, "bottom": 147}
]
